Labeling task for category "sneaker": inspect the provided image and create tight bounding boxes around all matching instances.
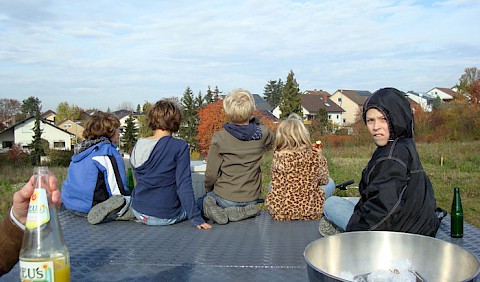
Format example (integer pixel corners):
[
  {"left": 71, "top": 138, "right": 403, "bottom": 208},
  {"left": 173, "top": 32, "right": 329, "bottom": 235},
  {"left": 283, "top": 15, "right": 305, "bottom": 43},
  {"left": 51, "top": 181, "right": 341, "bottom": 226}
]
[
  {"left": 116, "top": 207, "right": 136, "bottom": 221},
  {"left": 203, "top": 196, "right": 228, "bottom": 225},
  {"left": 318, "top": 216, "right": 342, "bottom": 237},
  {"left": 88, "top": 195, "right": 126, "bottom": 225},
  {"left": 225, "top": 204, "right": 259, "bottom": 222}
]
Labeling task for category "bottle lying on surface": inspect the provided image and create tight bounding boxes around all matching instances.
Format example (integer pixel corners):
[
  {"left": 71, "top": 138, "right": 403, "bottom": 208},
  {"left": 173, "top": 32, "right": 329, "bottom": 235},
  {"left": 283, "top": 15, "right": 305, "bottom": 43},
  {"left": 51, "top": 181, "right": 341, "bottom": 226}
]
[{"left": 19, "top": 166, "right": 70, "bottom": 282}]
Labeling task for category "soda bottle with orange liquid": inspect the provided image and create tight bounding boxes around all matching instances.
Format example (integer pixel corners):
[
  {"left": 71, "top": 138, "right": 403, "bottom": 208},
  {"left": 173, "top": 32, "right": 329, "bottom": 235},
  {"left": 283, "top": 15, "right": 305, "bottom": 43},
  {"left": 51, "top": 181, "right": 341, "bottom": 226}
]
[{"left": 19, "top": 166, "right": 70, "bottom": 282}]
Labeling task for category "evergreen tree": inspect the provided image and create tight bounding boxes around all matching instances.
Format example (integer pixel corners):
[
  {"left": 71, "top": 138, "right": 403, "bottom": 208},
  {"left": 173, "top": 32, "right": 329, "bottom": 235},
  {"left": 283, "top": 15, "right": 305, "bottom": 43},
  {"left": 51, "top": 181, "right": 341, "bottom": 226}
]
[
  {"left": 136, "top": 104, "right": 141, "bottom": 113},
  {"left": 137, "top": 101, "right": 152, "bottom": 138},
  {"left": 213, "top": 86, "right": 222, "bottom": 102},
  {"left": 195, "top": 91, "right": 204, "bottom": 109},
  {"left": 30, "top": 104, "right": 45, "bottom": 165},
  {"left": 179, "top": 87, "right": 199, "bottom": 150},
  {"left": 279, "top": 70, "right": 303, "bottom": 118},
  {"left": 263, "top": 79, "right": 284, "bottom": 107},
  {"left": 205, "top": 86, "right": 213, "bottom": 104},
  {"left": 121, "top": 115, "right": 138, "bottom": 153}
]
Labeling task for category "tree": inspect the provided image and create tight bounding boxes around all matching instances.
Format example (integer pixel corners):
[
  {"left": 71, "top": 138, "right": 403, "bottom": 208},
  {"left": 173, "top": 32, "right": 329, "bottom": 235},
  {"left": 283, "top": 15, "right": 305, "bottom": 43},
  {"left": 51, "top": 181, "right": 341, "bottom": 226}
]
[
  {"left": 30, "top": 105, "right": 45, "bottom": 165},
  {"left": 121, "top": 115, "right": 138, "bottom": 153},
  {"left": 179, "top": 87, "right": 199, "bottom": 150},
  {"left": 0, "top": 98, "right": 21, "bottom": 121},
  {"left": 213, "top": 86, "right": 222, "bottom": 102},
  {"left": 21, "top": 96, "right": 42, "bottom": 117},
  {"left": 137, "top": 101, "right": 152, "bottom": 138},
  {"left": 195, "top": 91, "right": 204, "bottom": 109},
  {"left": 195, "top": 100, "right": 227, "bottom": 154},
  {"left": 263, "top": 79, "right": 283, "bottom": 107},
  {"left": 205, "top": 85, "right": 213, "bottom": 104},
  {"left": 307, "top": 108, "right": 329, "bottom": 140},
  {"left": 456, "top": 67, "right": 479, "bottom": 96},
  {"left": 117, "top": 101, "right": 134, "bottom": 111},
  {"left": 56, "top": 101, "right": 82, "bottom": 123},
  {"left": 279, "top": 70, "right": 303, "bottom": 118},
  {"left": 136, "top": 104, "right": 141, "bottom": 113}
]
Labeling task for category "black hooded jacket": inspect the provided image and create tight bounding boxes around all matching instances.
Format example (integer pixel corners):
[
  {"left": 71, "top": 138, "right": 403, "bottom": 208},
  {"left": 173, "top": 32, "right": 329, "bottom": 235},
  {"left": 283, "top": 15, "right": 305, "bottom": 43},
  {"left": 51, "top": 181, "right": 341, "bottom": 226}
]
[{"left": 346, "top": 88, "right": 440, "bottom": 237}]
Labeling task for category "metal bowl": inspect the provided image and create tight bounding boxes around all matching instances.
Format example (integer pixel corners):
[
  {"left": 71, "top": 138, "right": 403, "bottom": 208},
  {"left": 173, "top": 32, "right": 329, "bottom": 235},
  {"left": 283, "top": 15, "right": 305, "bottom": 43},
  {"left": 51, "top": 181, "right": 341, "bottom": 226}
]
[{"left": 304, "top": 231, "right": 480, "bottom": 282}]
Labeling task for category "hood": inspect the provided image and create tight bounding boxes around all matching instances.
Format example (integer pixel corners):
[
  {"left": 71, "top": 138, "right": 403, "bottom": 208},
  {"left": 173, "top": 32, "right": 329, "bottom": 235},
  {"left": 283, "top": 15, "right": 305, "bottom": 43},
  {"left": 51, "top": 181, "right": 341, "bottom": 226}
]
[
  {"left": 72, "top": 137, "right": 114, "bottom": 163},
  {"left": 362, "top": 87, "right": 414, "bottom": 139}
]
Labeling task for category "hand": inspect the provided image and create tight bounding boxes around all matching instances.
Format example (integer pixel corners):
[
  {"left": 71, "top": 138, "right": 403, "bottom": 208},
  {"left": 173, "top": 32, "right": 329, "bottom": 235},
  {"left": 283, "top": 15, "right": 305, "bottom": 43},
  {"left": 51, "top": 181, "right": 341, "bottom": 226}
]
[
  {"left": 196, "top": 222, "right": 212, "bottom": 230},
  {"left": 12, "top": 172, "right": 61, "bottom": 225}
]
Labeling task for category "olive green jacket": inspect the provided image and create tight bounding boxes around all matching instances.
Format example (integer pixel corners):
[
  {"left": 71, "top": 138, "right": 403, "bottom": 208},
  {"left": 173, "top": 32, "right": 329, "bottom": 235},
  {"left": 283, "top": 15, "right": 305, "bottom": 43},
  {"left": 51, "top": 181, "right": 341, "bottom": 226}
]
[{"left": 205, "top": 125, "right": 274, "bottom": 202}]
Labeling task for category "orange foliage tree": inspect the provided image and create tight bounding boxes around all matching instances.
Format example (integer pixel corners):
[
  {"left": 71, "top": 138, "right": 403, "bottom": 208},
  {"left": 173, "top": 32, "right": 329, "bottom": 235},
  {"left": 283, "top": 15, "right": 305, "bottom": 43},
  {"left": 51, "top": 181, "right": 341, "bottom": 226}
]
[
  {"left": 196, "top": 100, "right": 278, "bottom": 155},
  {"left": 196, "top": 100, "right": 227, "bottom": 155}
]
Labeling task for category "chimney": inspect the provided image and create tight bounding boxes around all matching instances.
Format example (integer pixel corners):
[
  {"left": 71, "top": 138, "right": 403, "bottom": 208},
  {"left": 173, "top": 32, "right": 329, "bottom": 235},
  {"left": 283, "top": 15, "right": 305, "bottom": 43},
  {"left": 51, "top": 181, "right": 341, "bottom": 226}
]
[{"left": 323, "top": 95, "right": 327, "bottom": 102}]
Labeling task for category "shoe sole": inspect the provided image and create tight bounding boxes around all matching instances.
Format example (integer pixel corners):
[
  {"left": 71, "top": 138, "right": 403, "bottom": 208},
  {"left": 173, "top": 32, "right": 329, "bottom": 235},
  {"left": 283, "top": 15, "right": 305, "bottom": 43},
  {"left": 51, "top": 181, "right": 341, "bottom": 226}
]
[
  {"left": 318, "top": 217, "right": 341, "bottom": 237},
  {"left": 88, "top": 195, "right": 125, "bottom": 225},
  {"left": 203, "top": 196, "right": 228, "bottom": 225},
  {"left": 225, "top": 204, "right": 259, "bottom": 222}
]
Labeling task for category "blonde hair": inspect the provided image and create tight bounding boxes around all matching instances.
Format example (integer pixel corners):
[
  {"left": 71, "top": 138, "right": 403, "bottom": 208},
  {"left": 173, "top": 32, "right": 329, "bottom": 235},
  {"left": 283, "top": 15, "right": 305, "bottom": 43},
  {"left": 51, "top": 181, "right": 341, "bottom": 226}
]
[
  {"left": 83, "top": 111, "right": 120, "bottom": 140},
  {"left": 147, "top": 99, "right": 182, "bottom": 133},
  {"left": 274, "top": 113, "right": 311, "bottom": 151},
  {"left": 223, "top": 88, "right": 255, "bottom": 123}
]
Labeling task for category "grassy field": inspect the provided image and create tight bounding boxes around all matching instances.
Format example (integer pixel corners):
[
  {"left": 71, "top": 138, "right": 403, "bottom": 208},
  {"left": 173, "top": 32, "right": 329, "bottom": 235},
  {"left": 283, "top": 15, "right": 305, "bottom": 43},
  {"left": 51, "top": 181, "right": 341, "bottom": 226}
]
[{"left": 1, "top": 140, "right": 479, "bottom": 228}]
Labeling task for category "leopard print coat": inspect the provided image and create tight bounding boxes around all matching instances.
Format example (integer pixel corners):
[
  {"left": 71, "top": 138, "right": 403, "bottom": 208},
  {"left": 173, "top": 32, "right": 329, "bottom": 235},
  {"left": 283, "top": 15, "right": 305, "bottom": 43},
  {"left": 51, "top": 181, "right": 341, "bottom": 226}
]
[{"left": 266, "top": 149, "right": 329, "bottom": 220}]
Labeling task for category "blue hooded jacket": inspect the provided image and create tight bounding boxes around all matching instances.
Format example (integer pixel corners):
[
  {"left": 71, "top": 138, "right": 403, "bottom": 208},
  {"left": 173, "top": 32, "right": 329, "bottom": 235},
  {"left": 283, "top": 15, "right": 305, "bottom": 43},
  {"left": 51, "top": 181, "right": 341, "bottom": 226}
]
[{"left": 61, "top": 138, "right": 129, "bottom": 213}]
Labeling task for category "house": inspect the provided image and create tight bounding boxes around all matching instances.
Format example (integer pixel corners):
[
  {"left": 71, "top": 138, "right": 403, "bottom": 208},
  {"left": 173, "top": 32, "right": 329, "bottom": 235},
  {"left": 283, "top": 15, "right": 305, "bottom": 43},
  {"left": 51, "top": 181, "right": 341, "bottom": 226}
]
[
  {"left": 0, "top": 116, "right": 74, "bottom": 150},
  {"left": 114, "top": 110, "right": 140, "bottom": 130},
  {"left": 405, "top": 91, "right": 435, "bottom": 112},
  {"left": 57, "top": 118, "right": 85, "bottom": 144},
  {"left": 41, "top": 110, "right": 57, "bottom": 124},
  {"left": 252, "top": 94, "right": 278, "bottom": 122},
  {"left": 303, "top": 89, "right": 331, "bottom": 97},
  {"left": 427, "top": 87, "right": 455, "bottom": 102},
  {"left": 271, "top": 92, "right": 344, "bottom": 126},
  {"left": 330, "top": 89, "right": 372, "bottom": 125}
]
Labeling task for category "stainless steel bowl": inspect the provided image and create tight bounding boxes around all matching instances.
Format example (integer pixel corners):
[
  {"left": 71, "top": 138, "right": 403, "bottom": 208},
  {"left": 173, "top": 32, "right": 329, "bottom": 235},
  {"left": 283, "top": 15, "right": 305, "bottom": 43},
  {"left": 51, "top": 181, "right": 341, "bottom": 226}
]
[{"left": 304, "top": 231, "right": 480, "bottom": 282}]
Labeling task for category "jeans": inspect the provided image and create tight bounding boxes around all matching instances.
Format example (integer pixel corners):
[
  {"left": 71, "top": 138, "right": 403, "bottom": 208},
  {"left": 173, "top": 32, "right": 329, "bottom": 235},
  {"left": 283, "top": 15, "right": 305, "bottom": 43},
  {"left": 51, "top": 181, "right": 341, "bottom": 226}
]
[
  {"left": 197, "top": 191, "right": 260, "bottom": 212},
  {"left": 131, "top": 208, "right": 188, "bottom": 226},
  {"left": 323, "top": 196, "right": 359, "bottom": 231}
]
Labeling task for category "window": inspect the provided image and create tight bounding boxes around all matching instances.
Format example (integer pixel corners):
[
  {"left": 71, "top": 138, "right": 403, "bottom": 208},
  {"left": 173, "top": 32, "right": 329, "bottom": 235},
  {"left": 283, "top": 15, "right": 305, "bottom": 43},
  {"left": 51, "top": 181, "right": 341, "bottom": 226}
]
[
  {"left": 337, "top": 98, "right": 342, "bottom": 103},
  {"left": 54, "top": 141, "right": 65, "bottom": 148},
  {"left": 64, "top": 124, "right": 72, "bottom": 129},
  {"left": 328, "top": 115, "right": 331, "bottom": 120},
  {"left": 336, "top": 115, "right": 339, "bottom": 119}
]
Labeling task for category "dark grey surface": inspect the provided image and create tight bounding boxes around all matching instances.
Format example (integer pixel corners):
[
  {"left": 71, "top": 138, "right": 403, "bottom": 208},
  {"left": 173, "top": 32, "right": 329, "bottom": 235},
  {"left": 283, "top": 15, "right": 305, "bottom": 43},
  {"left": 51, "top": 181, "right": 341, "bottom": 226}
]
[{"left": 2, "top": 211, "right": 479, "bottom": 281}]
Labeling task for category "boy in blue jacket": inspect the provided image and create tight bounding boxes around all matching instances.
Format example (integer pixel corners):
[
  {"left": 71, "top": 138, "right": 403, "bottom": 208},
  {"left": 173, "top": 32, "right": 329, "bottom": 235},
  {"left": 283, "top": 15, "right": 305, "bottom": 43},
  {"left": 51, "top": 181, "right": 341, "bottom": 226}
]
[{"left": 61, "top": 111, "right": 130, "bottom": 223}]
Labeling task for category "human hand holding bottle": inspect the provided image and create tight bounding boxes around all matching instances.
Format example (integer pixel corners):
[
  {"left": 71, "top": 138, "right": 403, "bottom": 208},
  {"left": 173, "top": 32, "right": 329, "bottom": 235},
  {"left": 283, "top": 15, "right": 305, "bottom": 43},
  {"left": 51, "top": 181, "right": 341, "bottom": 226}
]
[{"left": 12, "top": 172, "right": 61, "bottom": 226}]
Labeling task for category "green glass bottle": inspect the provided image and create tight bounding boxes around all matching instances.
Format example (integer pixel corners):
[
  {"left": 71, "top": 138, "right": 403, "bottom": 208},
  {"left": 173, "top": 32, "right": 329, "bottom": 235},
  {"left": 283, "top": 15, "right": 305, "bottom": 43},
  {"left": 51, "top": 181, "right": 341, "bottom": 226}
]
[
  {"left": 450, "top": 187, "right": 463, "bottom": 238},
  {"left": 127, "top": 167, "right": 135, "bottom": 191}
]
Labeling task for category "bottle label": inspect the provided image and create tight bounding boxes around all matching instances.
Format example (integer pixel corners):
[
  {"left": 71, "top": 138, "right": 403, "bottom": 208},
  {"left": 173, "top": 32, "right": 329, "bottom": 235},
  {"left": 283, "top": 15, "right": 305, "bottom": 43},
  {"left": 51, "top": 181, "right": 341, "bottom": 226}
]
[
  {"left": 25, "top": 188, "right": 50, "bottom": 229},
  {"left": 19, "top": 260, "right": 55, "bottom": 281}
]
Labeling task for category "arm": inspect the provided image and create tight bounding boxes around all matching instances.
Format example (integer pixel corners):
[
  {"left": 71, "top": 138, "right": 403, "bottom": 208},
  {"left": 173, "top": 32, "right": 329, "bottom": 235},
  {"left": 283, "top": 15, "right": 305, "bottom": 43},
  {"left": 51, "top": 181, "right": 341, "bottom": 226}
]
[
  {"left": 315, "top": 149, "right": 330, "bottom": 185},
  {"left": 346, "top": 160, "right": 408, "bottom": 232},
  {"left": 175, "top": 143, "right": 212, "bottom": 229},
  {"left": 204, "top": 134, "right": 222, "bottom": 192}
]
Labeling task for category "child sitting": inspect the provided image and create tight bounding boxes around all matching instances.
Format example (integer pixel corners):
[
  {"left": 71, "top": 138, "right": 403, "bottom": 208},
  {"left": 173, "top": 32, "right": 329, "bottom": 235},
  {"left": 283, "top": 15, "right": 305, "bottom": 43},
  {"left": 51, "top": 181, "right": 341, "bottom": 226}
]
[
  {"left": 201, "top": 88, "right": 275, "bottom": 224},
  {"left": 265, "top": 113, "right": 334, "bottom": 220},
  {"left": 61, "top": 111, "right": 130, "bottom": 223}
]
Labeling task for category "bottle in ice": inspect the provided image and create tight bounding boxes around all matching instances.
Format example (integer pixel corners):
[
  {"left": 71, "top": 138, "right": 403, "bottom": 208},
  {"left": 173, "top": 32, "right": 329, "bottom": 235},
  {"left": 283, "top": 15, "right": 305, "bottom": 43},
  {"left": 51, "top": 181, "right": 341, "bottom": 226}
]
[
  {"left": 19, "top": 166, "right": 70, "bottom": 282},
  {"left": 450, "top": 186, "right": 464, "bottom": 238}
]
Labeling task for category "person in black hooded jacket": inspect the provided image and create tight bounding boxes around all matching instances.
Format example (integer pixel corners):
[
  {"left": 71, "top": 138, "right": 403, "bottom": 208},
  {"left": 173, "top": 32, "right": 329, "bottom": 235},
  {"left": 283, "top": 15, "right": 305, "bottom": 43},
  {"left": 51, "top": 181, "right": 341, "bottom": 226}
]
[{"left": 319, "top": 87, "right": 440, "bottom": 237}]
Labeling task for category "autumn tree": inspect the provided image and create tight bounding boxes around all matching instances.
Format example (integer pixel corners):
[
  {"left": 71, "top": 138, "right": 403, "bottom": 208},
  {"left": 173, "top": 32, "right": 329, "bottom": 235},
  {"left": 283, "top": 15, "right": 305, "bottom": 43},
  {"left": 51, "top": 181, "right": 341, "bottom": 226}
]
[
  {"left": 279, "top": 70, "right": 303, "bottom": 118},
  {"left": 263, "top": 79, "right": 284, "bottom": 107},
  {"left": 56, "top": 101, "right": 82, "bottom": 123},
  {"left": 0, "top": 98, "right": 21, "bottom": 121},
  {"left": 195, "top": 100, "right": 227, "bottom": 154},
  {"left": 456, "top": 67, "right": 480, "bottom": 103},
  {"left": 121, "top": 115, "right": 138, "bottom": 153}
]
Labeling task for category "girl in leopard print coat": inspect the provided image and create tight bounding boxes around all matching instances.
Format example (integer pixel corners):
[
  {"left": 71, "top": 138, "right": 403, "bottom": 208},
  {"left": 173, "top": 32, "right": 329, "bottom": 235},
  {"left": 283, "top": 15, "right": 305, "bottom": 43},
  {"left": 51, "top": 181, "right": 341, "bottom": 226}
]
[{"left": 265, "top": 114, "right": 330, "bottom": 220}]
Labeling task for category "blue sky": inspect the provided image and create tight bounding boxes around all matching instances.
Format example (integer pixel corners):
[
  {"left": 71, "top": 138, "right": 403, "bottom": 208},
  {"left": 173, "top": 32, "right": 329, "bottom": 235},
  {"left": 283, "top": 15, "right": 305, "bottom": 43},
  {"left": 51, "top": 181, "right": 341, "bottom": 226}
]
[{"left": 1, "top": 0, "right": 479, "bottom": 112}]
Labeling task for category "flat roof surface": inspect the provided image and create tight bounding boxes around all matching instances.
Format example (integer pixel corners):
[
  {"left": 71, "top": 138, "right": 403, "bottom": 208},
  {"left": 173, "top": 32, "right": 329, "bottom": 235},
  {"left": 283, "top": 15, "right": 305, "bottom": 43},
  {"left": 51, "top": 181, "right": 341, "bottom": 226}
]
[{"left": 2, "top": 211, "right": 479, "bottom": 281}]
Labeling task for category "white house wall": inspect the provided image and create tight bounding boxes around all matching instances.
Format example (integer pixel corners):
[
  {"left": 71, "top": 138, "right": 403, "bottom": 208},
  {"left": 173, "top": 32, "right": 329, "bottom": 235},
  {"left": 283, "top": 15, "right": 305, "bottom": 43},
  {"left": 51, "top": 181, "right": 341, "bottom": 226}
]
[{"left": 14, "top": 119, "right": 72, "bottom": 150}]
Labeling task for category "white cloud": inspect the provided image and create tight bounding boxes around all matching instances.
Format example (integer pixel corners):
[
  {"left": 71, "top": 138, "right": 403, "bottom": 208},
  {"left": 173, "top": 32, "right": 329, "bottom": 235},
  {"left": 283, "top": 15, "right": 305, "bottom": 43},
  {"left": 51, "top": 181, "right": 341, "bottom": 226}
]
[{"left": 0, "top": 0, "right": 479, "bottom": 111}]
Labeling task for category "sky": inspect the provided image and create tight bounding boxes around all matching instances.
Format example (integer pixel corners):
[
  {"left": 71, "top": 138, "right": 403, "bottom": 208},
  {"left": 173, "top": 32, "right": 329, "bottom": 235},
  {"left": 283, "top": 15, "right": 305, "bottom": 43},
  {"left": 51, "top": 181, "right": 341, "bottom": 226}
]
[{"left": 1, "top": 0, "right": 479, "bottom": 112}]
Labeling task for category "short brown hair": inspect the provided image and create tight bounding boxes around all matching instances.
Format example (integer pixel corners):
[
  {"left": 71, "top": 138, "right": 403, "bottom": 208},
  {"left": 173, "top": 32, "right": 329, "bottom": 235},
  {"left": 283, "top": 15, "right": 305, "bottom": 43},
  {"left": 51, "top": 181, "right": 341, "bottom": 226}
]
[
  {"left": 83, "top": 111, "right": 120, "bottom": 140},
  {"left": 147, "top": 99, "right": 181, "bottom": 132}
]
